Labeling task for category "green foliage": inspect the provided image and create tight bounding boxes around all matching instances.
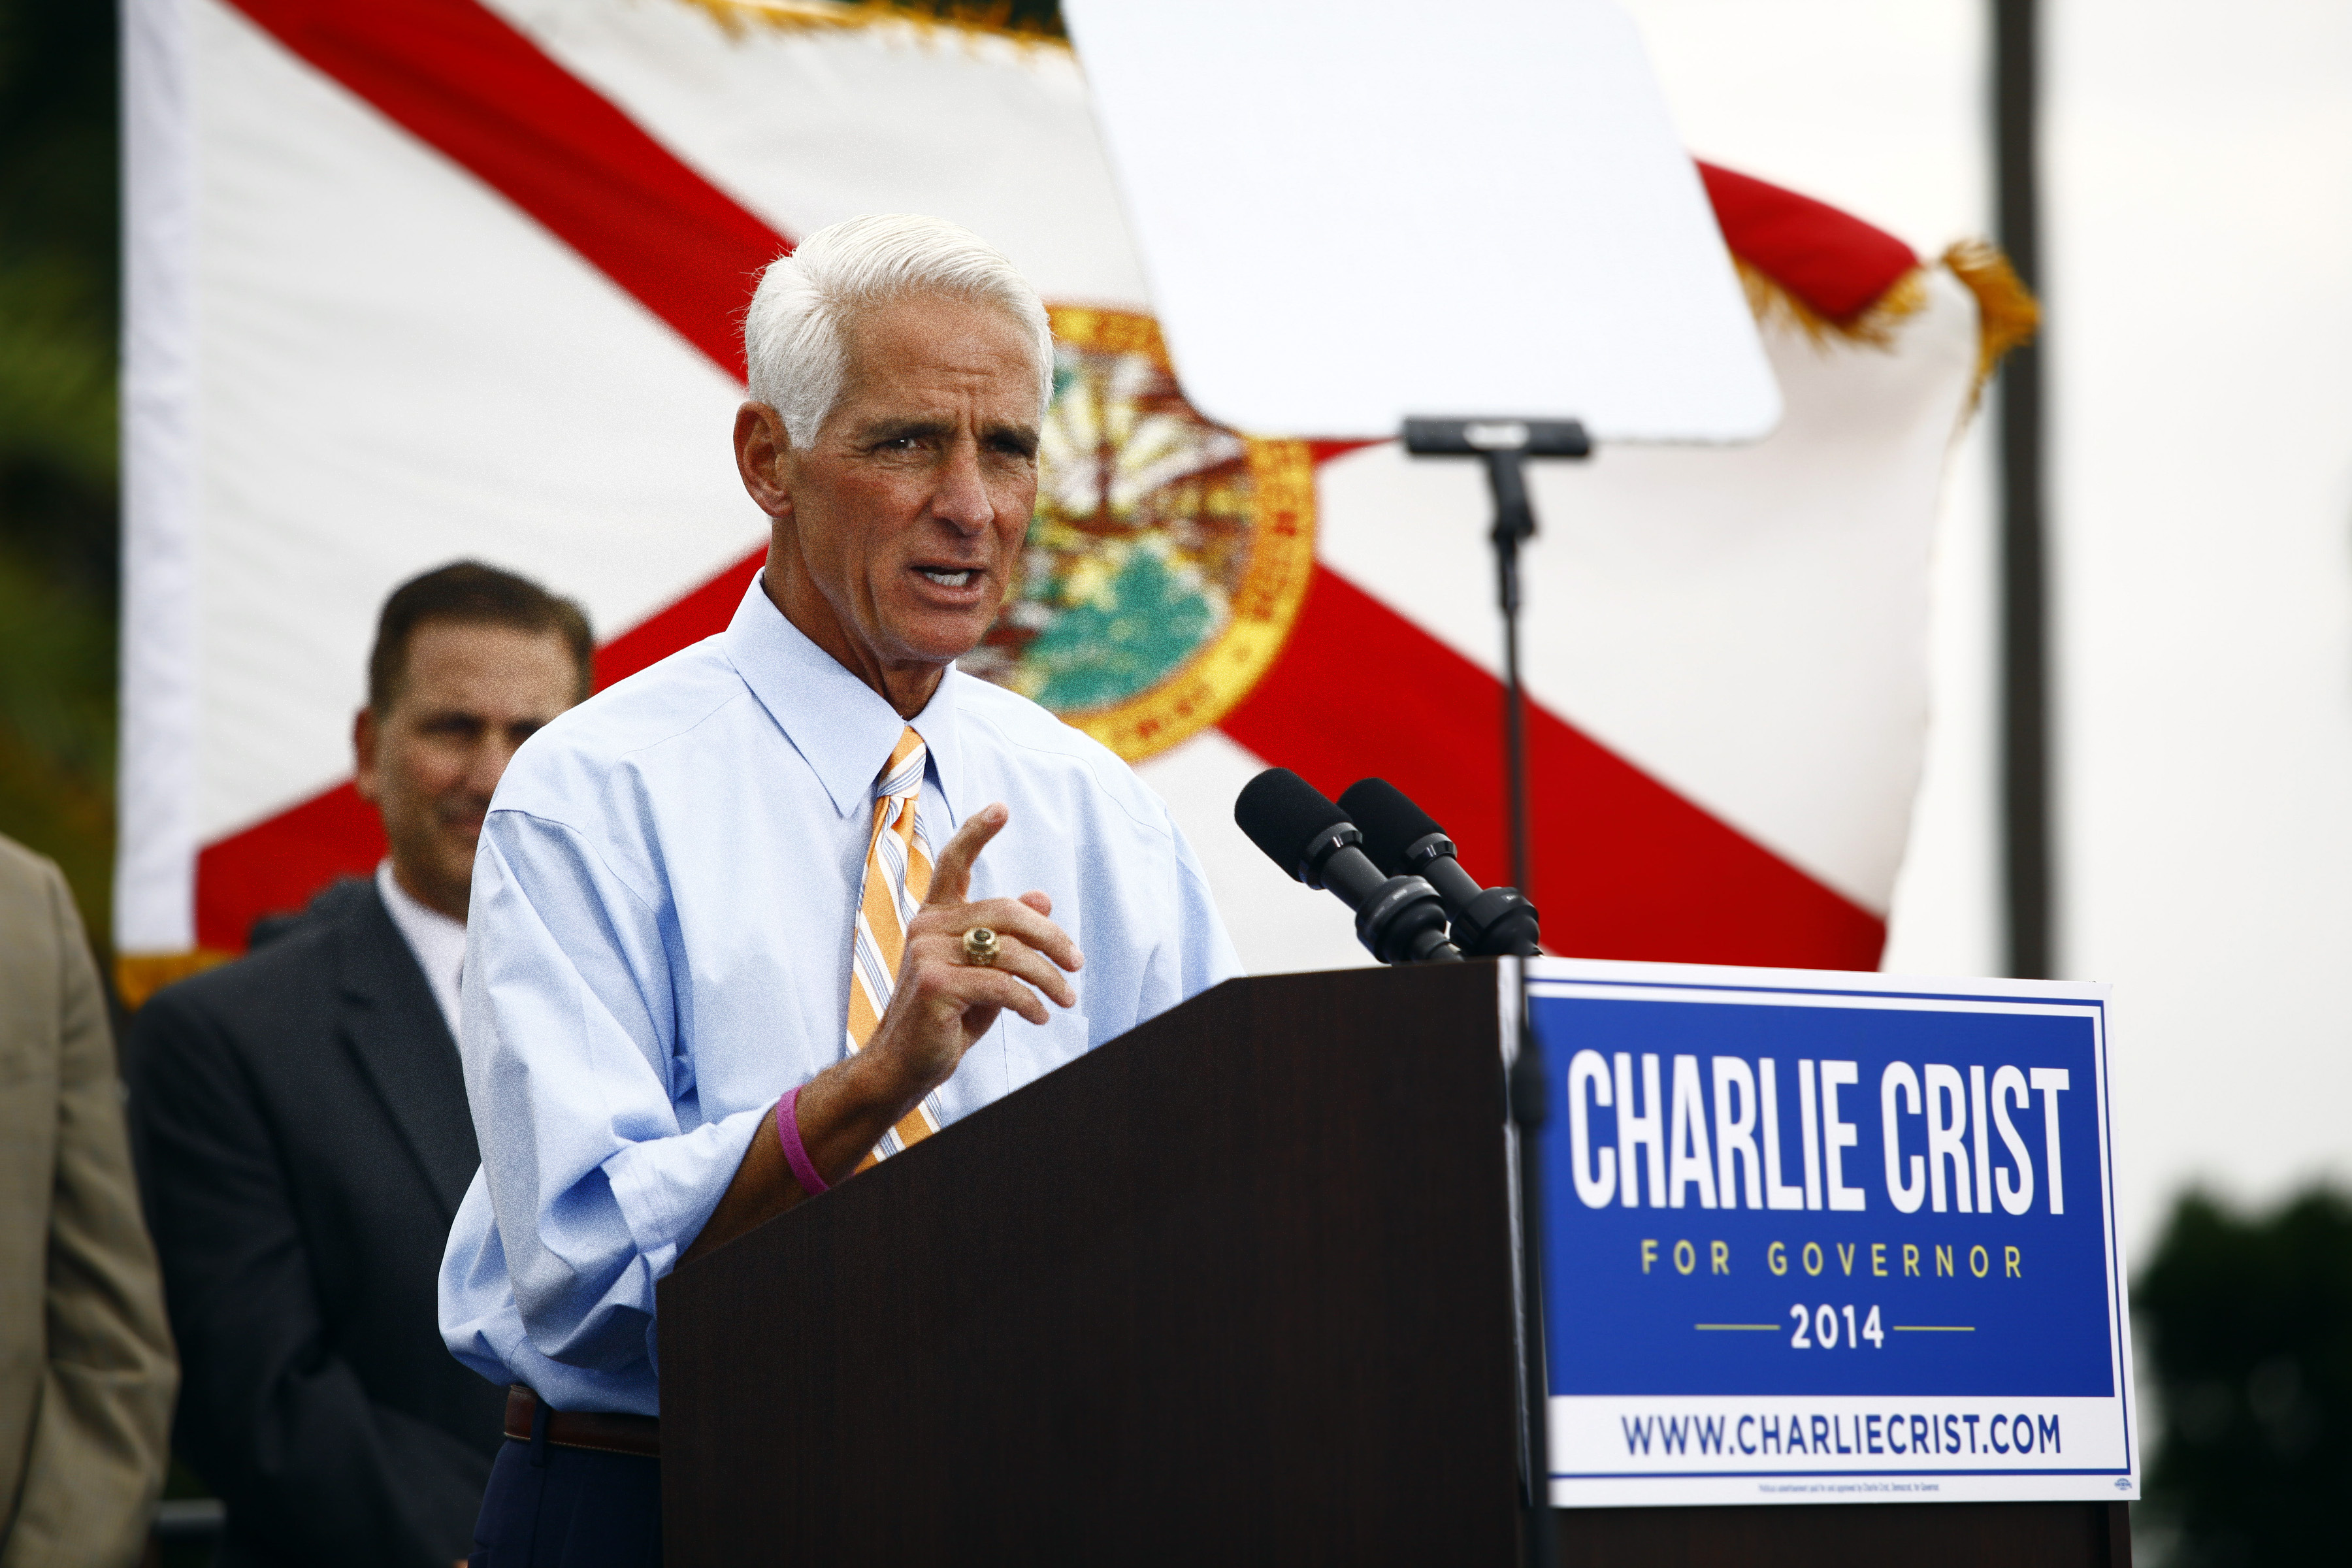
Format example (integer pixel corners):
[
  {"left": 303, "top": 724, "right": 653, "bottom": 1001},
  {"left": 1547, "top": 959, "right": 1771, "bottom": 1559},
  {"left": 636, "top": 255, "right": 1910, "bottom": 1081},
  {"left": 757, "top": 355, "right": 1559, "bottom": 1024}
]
[
  {"left": 0, "top": 0, "right": 119, "bottom": 943},
  {"left": 0, "top": 543, "right": 115, "bottom": 936},
  {"left": 2135, "top": 1186, "right": 2352, "bottom": 1566}
]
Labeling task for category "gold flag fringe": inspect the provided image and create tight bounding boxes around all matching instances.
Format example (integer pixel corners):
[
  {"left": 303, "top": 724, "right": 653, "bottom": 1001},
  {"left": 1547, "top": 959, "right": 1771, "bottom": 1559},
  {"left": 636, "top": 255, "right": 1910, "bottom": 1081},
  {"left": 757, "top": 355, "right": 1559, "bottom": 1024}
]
[
  {"left": 1736, "top": 258, "right": 1929, "bottom": 351},
  {"left": 116, "top": 949, "right": 233, "bottom": 1011},
  {"left": 1739, "top": 239, "right": 2038, "bottom": 410},
  {"left": 673, "top": 0, "right": 1068, "bottom": 50},
  {"left": 1940, "top": 238, "right": 2041, "bottom": 402}
]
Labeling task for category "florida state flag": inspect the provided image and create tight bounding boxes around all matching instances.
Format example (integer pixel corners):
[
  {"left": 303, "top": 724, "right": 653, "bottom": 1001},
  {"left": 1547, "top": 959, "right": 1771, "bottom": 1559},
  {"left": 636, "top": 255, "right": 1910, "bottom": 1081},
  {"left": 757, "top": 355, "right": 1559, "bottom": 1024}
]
[{"left": 117, "top": 0, "right": 2027, "bottom": 998}]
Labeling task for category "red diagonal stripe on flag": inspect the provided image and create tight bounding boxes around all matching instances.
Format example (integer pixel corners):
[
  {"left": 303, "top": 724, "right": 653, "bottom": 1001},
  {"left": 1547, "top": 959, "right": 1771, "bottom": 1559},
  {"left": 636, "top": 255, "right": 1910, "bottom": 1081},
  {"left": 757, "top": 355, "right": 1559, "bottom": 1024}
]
[
  {"left": 194, "top": 0, "right": 1889, "bottom": 969},
  {"left": 227, "top": 0, "right": 789, "bottom": 378},
  {"left": 1219, "top": 567, "right": 1885, "bottom": 969},
  {"left": 1697, "top": 163, "right": 1916, "bottom": 324}
]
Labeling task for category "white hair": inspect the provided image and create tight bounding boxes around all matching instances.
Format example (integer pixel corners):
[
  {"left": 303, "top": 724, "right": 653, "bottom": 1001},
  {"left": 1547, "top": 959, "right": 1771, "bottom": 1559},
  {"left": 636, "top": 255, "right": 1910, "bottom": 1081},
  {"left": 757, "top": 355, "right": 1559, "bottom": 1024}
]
[{"left": 743, "top": 214, "right": 1054, "bottom": 448}]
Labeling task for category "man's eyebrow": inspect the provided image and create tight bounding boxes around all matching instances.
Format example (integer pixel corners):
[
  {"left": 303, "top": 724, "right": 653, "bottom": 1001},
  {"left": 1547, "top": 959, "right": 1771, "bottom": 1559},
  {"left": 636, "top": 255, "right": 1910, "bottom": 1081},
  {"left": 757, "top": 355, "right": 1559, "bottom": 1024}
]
[
  {"left": 983, "top": 420, "right": 1041, "bottom": 451},
  {"left": 853, "top": 417, "right": 954, "bottom": 444}
]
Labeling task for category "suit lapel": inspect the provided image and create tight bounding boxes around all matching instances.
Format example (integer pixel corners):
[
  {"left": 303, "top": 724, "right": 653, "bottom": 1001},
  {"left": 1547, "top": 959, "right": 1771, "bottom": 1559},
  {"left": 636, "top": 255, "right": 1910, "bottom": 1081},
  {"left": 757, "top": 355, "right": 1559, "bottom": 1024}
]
[{"left": 335, "top": 885, "right": 480, "bottom": 1218}]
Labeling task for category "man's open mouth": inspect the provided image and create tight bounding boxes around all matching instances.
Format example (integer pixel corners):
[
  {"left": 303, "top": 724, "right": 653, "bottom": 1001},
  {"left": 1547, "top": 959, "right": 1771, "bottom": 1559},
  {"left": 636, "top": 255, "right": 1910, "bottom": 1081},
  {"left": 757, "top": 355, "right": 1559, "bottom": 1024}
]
[{"left": 918, "top": 568, "right": 976, "bottom": 587}]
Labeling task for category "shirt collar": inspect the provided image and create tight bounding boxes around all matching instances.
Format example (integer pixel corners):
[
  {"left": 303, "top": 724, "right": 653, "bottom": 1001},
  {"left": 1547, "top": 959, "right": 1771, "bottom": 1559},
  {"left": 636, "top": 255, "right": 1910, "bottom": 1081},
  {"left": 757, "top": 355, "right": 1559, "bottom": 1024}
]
[
  {"left": 719, "top": 572, "right": 964, "bottom": 825},
  {"left": 374, "top": 858, "right": 466, "bottom": 1033},
  {"left": 376, "top": 858, "right": 466, "bottom": 947}
]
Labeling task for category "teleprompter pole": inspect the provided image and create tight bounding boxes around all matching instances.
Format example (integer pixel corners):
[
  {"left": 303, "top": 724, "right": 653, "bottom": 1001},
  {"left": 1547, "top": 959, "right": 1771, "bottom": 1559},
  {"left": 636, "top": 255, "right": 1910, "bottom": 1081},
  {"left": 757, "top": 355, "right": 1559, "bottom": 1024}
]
[
  {"left": 1401, "top": 417, "right": 1589, "bottom": 1568},
  {"left": 1995, "top": 0, "right": 2051, "bottom": 979}
]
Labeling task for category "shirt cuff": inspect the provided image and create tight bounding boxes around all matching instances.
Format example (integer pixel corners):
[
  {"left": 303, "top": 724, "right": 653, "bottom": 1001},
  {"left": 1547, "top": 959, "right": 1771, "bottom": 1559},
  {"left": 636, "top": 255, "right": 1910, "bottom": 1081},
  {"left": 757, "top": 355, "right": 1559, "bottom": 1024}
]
[{"left": 601, "top": 1103, "right": 770, "bottom": 1275}]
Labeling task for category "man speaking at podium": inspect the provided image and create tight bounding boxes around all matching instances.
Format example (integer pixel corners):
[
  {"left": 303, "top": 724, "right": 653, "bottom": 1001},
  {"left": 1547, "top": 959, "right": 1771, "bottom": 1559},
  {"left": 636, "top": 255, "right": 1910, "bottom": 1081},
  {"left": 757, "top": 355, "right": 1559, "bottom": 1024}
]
[{"left": 439, "top": 215, "right": 1237, "bottom": 1563}]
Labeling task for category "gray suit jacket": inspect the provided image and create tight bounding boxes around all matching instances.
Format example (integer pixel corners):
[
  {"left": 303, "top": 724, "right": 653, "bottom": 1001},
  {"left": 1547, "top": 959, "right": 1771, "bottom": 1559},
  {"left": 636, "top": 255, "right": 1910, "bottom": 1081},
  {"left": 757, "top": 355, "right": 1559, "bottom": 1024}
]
[
  {"left": 0, "top": 834, "right": 176, "bottom": 1568},
  {"left": 130, "top": 878, "right": 503, "bottom": 1567}
]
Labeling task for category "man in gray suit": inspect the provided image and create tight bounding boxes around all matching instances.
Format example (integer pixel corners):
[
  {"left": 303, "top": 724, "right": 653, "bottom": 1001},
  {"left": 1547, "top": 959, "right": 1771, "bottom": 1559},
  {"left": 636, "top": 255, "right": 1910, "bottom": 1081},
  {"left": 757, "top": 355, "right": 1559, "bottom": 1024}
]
[
  {"left": 0, "top": 833, "right": 177, "bottom": 1567},
  {"left": 131, "top": 562, "right": 590, "bottom": 1567}
]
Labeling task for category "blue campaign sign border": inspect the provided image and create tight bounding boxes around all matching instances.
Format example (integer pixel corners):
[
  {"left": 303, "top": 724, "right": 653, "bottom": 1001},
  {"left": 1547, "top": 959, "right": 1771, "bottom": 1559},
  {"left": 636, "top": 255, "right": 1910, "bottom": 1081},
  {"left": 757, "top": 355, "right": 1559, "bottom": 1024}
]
[
  {"left": 1516, "top": 957, "right": 2138, "bottom": 1503},
  {"left": 1562, "top": 1469, "right": 2129, "bottom": 1481}
]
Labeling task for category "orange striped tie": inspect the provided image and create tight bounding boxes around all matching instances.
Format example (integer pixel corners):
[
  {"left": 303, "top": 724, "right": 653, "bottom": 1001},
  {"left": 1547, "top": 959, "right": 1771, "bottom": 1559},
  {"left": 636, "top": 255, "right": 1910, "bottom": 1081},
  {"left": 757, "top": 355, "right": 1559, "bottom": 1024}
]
[{"left": 845, "top": 726, "right": 943, "bottom": 1160}]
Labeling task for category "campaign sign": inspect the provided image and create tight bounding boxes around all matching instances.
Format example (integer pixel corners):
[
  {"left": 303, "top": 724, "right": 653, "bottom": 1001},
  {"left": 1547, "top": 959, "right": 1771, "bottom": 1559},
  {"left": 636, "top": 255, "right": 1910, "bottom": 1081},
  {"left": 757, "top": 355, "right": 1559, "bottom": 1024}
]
[{"left": 1524, "top": 958, "right": 2138, "bottom": 1507}]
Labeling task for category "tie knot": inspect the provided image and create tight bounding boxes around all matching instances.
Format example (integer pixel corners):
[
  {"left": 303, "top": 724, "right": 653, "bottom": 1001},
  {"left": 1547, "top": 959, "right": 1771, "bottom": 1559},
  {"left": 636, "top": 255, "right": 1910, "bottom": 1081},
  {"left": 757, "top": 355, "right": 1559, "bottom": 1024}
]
[{"left": 876, "top": 726, "right": 927, "bottom": 801}]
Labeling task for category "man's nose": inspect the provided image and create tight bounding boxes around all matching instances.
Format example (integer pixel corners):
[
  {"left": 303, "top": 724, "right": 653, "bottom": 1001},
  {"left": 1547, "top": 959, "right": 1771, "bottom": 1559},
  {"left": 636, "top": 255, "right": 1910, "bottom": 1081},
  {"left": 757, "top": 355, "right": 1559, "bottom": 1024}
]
[
  {"left": 932, "top": 439, "right": 994, "bottom": 534},
  {"left": 464, "top": 736, "right": 515, "bottom": 797}
]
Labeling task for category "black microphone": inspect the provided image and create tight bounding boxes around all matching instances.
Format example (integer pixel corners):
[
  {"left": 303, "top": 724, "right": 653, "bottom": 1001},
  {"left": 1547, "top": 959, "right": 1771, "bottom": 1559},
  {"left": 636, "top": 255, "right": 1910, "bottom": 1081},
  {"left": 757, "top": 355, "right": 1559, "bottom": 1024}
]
[
  {"left": 1336, "top": 777, "right": 1542, "bottom": 958},
  {"left": 1233, "top": 768, "right": 1463, "bottom": 965}
]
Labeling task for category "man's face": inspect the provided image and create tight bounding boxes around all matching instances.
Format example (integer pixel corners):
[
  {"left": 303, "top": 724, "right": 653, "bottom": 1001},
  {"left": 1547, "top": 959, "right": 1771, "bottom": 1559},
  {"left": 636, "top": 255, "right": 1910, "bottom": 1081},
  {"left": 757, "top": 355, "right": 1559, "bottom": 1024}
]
[
  {"left": 751, "top": 292, "right": 1043, "bottom": 687},
  {"left": 354, "top": 621, "right": 580, "bottom": 921}
]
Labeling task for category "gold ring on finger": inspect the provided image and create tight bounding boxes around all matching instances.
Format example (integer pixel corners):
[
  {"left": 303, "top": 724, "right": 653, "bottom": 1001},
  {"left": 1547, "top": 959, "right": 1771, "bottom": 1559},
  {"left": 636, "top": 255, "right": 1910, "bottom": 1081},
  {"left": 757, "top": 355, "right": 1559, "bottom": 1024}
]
[{"left": 962, "top": 927, "right": 1000, "bottom": 967}]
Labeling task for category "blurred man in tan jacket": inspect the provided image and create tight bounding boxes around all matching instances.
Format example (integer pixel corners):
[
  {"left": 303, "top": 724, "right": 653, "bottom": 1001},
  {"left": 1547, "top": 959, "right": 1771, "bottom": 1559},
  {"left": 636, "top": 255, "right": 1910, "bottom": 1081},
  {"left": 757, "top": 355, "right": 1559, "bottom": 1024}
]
[{"left": 0, "top": 833, "right": 176, "bottom": 1565}]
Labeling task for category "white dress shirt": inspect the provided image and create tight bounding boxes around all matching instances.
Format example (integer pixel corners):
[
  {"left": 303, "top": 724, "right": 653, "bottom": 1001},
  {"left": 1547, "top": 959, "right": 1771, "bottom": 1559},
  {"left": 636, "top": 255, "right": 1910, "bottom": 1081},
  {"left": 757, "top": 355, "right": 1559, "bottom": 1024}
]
[
  {"left": 438, "top": 574, "right": 1241, "bottom": 1415},
  {"left": 376, "top": 859, "right": 466, "bottom": 1039}
]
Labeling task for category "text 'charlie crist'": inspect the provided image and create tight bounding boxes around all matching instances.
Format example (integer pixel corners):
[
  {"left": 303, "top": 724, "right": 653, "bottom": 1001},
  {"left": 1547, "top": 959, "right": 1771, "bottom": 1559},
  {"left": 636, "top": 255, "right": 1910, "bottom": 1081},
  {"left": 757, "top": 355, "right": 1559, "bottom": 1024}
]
[{"left": 1563, "top": 1051, "right": 2073, "bottom": 1215}]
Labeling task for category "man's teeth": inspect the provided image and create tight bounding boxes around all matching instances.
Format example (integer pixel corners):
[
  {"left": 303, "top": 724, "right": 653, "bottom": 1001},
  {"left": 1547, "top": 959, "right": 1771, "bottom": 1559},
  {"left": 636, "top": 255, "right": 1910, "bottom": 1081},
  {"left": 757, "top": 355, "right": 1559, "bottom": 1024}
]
[{"left": 920, "top": 569, "right": 974, "bottom": 587}]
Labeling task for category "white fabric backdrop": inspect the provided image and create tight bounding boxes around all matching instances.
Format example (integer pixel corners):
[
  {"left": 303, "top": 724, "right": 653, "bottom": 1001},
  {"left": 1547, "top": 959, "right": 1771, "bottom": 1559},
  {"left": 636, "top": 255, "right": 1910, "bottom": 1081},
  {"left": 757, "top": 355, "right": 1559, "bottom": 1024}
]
[{"left": 120, "top": 0, "right": 1980, "bottom": 990}]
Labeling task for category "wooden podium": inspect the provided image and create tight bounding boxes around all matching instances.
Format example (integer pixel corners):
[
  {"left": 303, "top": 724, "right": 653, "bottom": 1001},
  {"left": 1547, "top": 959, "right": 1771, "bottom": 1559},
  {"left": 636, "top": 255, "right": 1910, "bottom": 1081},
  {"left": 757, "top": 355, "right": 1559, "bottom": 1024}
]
[{"left": 658, "top": 964, "right": 2129, "bottom": 1567}]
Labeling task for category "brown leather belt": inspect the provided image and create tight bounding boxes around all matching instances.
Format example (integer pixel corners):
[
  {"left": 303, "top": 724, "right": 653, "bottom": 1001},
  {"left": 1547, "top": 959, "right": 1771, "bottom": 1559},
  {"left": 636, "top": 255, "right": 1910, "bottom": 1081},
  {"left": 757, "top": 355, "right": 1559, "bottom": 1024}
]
[{"left": 504, "top": 1385, "right": 661, "bottom": 1460}]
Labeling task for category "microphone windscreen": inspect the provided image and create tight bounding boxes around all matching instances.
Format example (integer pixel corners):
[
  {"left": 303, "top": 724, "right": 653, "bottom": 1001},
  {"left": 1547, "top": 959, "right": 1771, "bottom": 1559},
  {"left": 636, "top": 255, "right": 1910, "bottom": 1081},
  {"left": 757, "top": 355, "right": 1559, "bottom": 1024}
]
[
  {"left": 1337, "top": 777, "right": 1444, "bottom": 875},
  {"left": 1234, "top": 768, "right": 1349, "bottom": 881}
]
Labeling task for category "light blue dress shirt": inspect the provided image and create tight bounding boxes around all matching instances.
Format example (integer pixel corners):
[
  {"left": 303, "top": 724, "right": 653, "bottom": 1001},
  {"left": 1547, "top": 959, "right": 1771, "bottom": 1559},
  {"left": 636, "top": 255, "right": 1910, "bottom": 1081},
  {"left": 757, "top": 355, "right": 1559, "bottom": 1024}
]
[{"left": 438, "top": 574, "right": 1241, "bottom": 1415}]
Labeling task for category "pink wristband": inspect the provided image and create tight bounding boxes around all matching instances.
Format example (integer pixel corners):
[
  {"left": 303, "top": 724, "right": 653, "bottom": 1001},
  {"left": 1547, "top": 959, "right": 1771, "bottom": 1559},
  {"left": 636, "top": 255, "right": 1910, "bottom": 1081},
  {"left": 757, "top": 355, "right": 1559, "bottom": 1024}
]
[{"left": 776, "top": 1086, "right": 828, "bottom": 1196}]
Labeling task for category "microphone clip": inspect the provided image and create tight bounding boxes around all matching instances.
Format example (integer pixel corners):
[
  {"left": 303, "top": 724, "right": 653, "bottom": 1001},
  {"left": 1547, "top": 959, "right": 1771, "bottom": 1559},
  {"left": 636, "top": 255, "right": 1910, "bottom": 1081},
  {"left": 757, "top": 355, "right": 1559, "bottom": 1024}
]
[
  {"left": 1350, "top": 872, "right": 1459, "bottom": 967},
  {"left": 1298, "top": 823, "right": 1458, "bottom": 965},
  {"left": 1339, "top": 780, "right": 1544, "bottom": 959}
]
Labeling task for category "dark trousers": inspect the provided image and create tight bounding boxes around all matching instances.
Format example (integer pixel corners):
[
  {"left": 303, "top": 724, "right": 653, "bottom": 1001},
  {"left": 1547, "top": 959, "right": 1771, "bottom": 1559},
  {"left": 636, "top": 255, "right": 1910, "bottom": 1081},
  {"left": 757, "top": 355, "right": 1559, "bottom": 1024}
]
[{"left": 468, "top": 1405, "right": 662, "bottom": 1567}]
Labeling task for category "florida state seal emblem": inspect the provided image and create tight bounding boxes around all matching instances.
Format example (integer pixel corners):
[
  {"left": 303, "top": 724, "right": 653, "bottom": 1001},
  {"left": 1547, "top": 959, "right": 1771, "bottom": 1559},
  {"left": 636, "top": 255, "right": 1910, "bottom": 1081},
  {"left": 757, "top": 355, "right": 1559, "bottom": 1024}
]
[{"left": 959, "top": 307, "right": 1316, "bottom": 762}]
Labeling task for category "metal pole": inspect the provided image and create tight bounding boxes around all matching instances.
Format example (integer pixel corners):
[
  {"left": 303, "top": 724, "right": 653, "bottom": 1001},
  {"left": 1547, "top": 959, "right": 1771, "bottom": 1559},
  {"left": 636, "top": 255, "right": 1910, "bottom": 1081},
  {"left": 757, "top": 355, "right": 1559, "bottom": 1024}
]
[
  {"left": 1510, "top": 995, "right": 1557, "bottom": 1568},
  {"left": 1480, "top": 451, "right": 1552, "bottom": 1567},
  {"left": 1995, "top": 0, "right": 2051, "bottom": 979},
  {"left": 1486, "top": 450, "right": 1536, "bottom": 900}
]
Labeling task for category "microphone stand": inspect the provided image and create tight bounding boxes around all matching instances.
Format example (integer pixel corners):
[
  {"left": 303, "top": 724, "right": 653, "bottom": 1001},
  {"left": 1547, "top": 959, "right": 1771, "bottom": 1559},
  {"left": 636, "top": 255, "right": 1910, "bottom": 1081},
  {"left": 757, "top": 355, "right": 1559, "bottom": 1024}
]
[
  {"left": 1506, "top": 970, "right": 1556, "bottom": 1568},
  {"left": 1401, "top": 417, "right": 1590, "bottom": 1568},
  {"left": 1486, "top": 446, "right": 1539, "bottom": 896},
  {"left": 1399, "top": 418, "right": 1590, "bottom": 900}
]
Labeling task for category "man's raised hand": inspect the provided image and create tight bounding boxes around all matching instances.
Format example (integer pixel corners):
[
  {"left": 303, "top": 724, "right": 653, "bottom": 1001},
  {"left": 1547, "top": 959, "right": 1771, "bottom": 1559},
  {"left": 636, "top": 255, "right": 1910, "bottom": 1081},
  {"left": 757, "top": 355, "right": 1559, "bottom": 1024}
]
[{"left": 866, "top": 802, "right": 1083, "bottom": 1095}]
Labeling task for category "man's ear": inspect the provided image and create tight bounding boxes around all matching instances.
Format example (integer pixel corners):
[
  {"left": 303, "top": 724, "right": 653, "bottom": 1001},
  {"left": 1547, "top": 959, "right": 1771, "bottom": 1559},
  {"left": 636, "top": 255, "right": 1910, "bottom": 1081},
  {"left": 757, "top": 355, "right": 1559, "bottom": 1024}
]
[
  {"left": 734, "top": 401, "right": 795, "bottom": 522},
  {"left": 353, "top": 707, "right": 382, "bottom": 804}
]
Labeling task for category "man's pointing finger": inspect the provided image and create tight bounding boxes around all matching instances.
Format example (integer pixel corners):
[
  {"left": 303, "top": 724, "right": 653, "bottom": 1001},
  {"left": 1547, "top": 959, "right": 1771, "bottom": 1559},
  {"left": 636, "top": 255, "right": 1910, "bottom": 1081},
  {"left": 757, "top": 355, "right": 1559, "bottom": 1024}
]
[{"left": 925, "top": 802, "right": 1008, "bottom": 906}]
